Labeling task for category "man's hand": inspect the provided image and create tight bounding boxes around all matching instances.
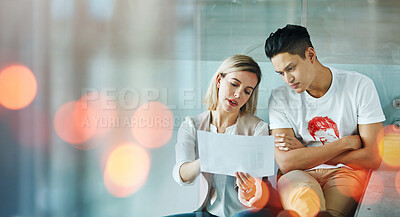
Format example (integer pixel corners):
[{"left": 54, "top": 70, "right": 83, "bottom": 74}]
[
  {"left": 274, "top": 133, "right": 305, "bottom": 151},
  {"left": 236, "top": 172, "right": 256, "bottom": 201}
]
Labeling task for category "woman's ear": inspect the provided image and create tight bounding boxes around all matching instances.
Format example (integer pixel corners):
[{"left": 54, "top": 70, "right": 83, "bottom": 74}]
[{"left": 216, "top": 73, "right": 221, "bottom": 88}]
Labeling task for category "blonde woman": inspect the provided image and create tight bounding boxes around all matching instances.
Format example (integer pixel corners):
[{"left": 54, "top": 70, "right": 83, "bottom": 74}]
[{"left": 167, "top": 55, "right": 282, "bottom": 217}]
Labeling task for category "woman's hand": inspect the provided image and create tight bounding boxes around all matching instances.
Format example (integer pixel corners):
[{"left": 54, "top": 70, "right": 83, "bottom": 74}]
[
  {"left": 236, "top": 172, "right": 256, "bottom": 201},
  {"left": 274, "top": 133, "right": 305, "bottom": 151}
]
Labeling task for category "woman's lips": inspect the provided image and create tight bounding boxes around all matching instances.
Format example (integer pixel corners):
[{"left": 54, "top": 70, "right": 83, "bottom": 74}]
[{"left": 228, "top": 99, "right": 238, "bottom": 107}]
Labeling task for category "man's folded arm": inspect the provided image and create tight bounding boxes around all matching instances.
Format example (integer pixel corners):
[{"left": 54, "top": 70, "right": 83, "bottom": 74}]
[
  {"left": 326, "top": 122, "right": 383, "bottom": 170},
  {"left": 272, "top": 128, "right": 361, "bottom": 174}
]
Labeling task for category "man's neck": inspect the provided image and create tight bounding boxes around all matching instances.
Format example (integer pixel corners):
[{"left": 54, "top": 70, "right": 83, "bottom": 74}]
[{"left": 307, "top": 61, "right": 332, "bottom": 98}]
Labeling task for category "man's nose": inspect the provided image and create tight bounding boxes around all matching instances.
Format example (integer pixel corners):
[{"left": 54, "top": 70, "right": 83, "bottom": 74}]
[{"left": 285, "top": 73, "right": 294, "bottom": 83}]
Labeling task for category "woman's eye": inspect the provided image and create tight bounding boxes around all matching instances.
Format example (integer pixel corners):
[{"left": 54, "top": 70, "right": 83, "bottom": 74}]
[
  {"left": 244, "top": 90, "right": 251, "bottom": 95},
  {"left": 231, "top": 83, "right": 238, "bottom": 87}
]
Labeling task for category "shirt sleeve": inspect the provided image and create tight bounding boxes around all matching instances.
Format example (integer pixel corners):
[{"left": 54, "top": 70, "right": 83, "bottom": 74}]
[
  {"left": 268, "top": 90, "right": 292, "bottom": 129},
  {"left": 172, "top": 117, "right": 198, "bottom": 186},
  {"left": 356, "top": 77, "right": 386, "bottom": 124}
]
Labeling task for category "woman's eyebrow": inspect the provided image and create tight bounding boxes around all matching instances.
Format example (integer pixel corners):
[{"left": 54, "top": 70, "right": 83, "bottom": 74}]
[
  {"left": 232, "top": 78, "right": 241, "bottom": 83},
  {"left": 232, "top": 78, "right": 254, "bottom": 90},
  {"left": 246, "top": 86, "right": 254, "bottom": 91}
]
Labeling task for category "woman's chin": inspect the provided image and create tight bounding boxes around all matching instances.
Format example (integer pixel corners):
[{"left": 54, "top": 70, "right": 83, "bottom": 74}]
[{"left": 222, "top": 105, "right": 239, "bottom": 113}]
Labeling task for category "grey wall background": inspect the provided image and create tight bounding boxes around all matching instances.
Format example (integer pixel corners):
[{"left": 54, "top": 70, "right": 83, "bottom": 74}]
[{"left": 0, "top": 0, "right": 399, "bottom": 216}]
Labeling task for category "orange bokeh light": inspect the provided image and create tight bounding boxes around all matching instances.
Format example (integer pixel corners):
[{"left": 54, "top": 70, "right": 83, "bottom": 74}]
[
  {"left": 361, "top": 173, "right": 384, "bottom": 205},
  {"left": 250, "top": 178, "right": 269, "bottom": 211},
  {"left": 0, "top": 65, "right": 37, "bottom": 110},
  {"left": 78, "top": 92, "right": 117, "bottom": 137},
  {"left": 396, "top": 171, "right": 400, "bottom": 196},
  {"left": 53, "top": 92, "right": 118, "bottom": 149},
  {"left": 378, "top": 127, "right": 400, "bottom": 168},
  {"left": 131, "top": 101, "right": 173, "bottom": 148},
  {"left": 104, "top": 143, "right": 150, "bottom": 197},
  {"left": 292, "top": 186, "right": 320, "bottom": 217},
  {"left": 53, "top": 101, "right": 96, "bottom": 148}
]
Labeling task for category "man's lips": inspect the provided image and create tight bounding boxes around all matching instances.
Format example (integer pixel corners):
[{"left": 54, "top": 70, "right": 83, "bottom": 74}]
[
  {"left": 290, "top": 83, "right": 299, "bottom": 89},
  {"left": 228, "top": 99, "right": 238, "bottom": 106}
]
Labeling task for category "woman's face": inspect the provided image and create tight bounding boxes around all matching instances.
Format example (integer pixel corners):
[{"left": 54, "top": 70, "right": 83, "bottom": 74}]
[{"left": 216, "top": 71, "right": 258, "bottom": 113}]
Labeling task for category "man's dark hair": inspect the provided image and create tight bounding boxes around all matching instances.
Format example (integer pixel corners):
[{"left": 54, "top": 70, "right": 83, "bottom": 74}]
[{"left": 265, "top": 24, "right": 314, "bottom": 59}]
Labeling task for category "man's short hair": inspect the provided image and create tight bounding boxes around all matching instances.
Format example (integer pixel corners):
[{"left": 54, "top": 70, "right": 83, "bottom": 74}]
[{"left": 265, "top": 24, "right": 314, "bottom": 59}]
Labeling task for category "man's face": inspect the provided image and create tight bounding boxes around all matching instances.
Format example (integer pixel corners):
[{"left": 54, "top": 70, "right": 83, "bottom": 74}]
[{"left": 271, "top": 52, "right": 315, "bottom": 94}]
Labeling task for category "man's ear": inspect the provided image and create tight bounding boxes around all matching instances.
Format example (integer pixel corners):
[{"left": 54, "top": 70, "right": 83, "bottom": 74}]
[{"left": 306, "top": 47, "right": 317, "bottom": 63}]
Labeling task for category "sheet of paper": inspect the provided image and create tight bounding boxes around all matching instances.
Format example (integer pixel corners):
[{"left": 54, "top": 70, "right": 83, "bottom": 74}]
[{"left": 197, "top": 130, "right": 275, "bottom": 177}]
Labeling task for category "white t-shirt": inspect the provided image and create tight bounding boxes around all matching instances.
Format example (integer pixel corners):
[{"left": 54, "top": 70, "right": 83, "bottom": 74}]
[{"left": 268, "top": 67, "right": 386, "bottom": 170}]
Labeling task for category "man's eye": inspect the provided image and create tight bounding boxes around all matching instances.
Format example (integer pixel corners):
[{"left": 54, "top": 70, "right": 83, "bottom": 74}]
[{"left": 278, "top": 72, "right": 284, "bottom": 76}]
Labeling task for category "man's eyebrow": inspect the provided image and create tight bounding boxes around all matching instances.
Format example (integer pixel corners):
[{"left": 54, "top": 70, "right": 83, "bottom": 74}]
[{"left": 275, "top": 62, "right": 295, "bottom": 74}]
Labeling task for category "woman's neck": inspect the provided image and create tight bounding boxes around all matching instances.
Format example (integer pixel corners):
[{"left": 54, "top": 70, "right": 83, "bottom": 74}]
[{"left": 210, "top": 109, "right": 240, "bottom": 133}]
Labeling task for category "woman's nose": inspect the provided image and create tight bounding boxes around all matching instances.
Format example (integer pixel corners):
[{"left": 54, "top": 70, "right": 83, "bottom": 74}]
[{"left": 234, "top": 90, "right": 240, "bottom": 98}]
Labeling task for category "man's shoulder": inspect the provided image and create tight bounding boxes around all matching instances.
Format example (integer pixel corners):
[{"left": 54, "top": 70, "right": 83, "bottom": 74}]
[{"left": 333, "top": 67, "right": 372, "bottom": 84}]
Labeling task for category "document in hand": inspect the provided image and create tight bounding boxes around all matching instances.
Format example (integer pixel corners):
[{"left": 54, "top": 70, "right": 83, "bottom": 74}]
[{"left": 197, "top": 130, "right": 275, "bottom": 177}]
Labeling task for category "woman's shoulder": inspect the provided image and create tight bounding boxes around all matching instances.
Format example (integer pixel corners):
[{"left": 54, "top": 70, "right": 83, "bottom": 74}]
[
  {"left": 179, "top": 111, "right": 209, "bottom": 131},
  {"left": 180, "top": 116, "right": 195, "bottom": 129},
  {"left": 240, "top": 112, "right": 263, "bottom": 123},
  {"left": 238, "top": 112, "right": 269, "bottom": 135}
]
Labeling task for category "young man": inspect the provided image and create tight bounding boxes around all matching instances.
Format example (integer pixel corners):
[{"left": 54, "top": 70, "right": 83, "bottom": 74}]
[{"left": 265, "top": 24, "right": 385, "bottom": 217}]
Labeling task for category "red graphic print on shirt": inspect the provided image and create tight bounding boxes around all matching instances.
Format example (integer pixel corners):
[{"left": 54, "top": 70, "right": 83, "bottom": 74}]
[{"left": 308, "top": 116, "right": 339, "bottom": 145}]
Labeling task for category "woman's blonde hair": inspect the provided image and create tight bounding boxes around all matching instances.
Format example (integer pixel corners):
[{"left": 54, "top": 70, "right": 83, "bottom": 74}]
[{"left": 203, "top": 55, "right": 262, "bottom": 115}]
